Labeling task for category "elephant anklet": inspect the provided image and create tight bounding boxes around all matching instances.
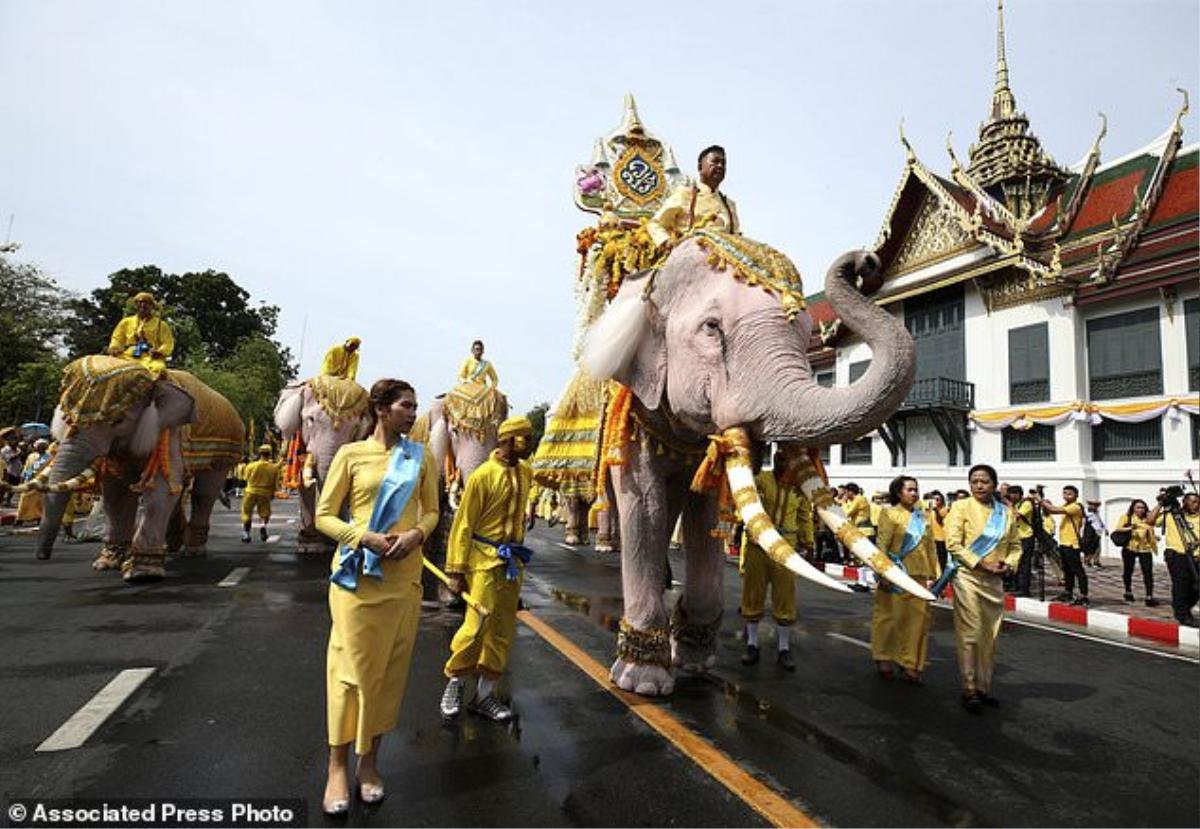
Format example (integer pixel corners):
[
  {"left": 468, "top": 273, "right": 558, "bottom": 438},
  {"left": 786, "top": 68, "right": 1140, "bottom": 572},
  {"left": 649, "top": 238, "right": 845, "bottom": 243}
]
[{"left": 616, "top": 619, "right": 672, "bottom": 669}]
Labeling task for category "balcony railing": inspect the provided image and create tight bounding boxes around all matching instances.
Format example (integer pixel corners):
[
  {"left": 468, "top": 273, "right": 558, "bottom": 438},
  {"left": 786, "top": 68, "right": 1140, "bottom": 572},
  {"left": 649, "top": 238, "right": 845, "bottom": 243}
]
[{"left": 900, "top": 377, "right": 975, "bottom": 411}]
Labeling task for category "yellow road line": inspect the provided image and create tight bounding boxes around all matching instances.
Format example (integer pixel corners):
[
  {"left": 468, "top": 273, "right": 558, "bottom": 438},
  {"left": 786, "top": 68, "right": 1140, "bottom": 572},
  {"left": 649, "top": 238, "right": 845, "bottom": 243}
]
[{"left": 517, "top": 610, "right": 819, "bottom": 828}]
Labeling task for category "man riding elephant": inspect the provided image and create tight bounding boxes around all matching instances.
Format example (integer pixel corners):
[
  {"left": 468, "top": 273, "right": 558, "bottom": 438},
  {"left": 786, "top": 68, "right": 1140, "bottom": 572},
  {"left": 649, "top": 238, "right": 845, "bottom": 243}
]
[
  {"left": 582, "top": 230, "right": 930, "bottom": 696},
  {"left": 108, "top": 291, "right": 174, "bottom": 377}
]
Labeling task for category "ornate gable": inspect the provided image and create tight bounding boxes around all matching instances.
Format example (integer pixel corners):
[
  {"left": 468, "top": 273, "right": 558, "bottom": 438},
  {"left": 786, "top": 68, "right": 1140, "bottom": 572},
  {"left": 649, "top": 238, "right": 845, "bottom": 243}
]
[{"left": 889, "top": 192, "right": 975, "bottom": 274}]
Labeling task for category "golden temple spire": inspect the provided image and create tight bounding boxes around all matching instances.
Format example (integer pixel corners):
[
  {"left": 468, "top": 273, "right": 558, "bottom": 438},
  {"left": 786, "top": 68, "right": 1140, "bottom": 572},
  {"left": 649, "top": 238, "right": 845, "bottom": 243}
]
[
  {"left": 619, "top": 92, "right": 645, "bottom": 134},
  {"left": 991, "top": 0, "right": 1017, "bottom": 121}
]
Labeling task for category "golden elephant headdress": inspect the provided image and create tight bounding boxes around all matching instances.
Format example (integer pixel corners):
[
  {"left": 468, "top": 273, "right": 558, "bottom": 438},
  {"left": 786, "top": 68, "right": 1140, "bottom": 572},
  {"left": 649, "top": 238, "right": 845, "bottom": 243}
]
[{"left": 689, "top": 229, "right": 807, "bottom": 320}]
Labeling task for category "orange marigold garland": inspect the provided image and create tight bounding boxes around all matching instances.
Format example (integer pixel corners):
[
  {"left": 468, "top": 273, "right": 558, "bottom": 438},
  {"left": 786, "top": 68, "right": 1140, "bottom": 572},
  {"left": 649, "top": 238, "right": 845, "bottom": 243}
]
[{"left": 590, "top": 383, "right": 633, "bottom": 515}]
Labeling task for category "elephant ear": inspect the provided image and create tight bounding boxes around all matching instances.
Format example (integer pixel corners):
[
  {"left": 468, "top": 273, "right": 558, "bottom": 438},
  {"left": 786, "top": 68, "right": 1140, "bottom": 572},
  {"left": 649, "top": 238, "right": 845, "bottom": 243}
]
[
  {"left": 582, "top": 281, "right": 652, "bottom": 382},
  {"left": 155, "top": 379, "right": 199, "bottom": 429},
  {"left": 620, "top": 310, "right": 666, "bottom": 409}
]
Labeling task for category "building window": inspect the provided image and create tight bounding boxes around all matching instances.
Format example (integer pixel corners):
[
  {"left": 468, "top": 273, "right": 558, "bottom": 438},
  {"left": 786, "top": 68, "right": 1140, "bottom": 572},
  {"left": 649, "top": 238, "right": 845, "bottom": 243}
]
[
  {"left": 1092, "top": 416, "right": 1163, "bottom": 461},
  {"left": 1087, "top": 307, "right": 1163, "bottom": 400},
  {"left": 904, "top": 284, "right": 965, "bottom": 383},
  {"left": 1008, "top": 322, "right": 1050, "bottom": 404},
  {"left": 1002, "top": 424, "right": 1056, "bottom": 462},
  {"left": 1186, "top": 298, "right": 1199, "bottom": 391},
  {"left": 840, "top": 360, "right": 873, "bottom": 464}
]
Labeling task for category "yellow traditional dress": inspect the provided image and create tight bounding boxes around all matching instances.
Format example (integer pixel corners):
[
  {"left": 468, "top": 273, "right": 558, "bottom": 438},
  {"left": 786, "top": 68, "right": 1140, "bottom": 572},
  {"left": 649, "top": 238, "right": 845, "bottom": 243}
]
[
  {"left": 646, "top": 182, "right": 740, "bottom": 247},
  {"left": 740, "top": 470, "right": 812, "bottom": 626},
  {"left": 871, "top": 505, "right": 941, "bottom": 671},
  {"left": 944, "top": 497, "right": 1022, "bottom": 695},
  {"left": 108, "top": 313, "right": 174, "bottom": 376},
  {"left": 844, "top": 493, "right": 874, "bottom": 540},
  {"left": 240, "top": 459, "right": 281, "bottom": 523},
  {"left": 315, "top": 437, "right": 440, "bottom": 752},
  {"left": 443, "top": 449, "right": 533, "bottom": 680},
  {"left": 15, "top": 451, "right": 51, "bottom": 523},
  {"left": 320, "top": 338, "right": 361, "bottom": 381},
  {"left": 456, "top": 356, "right": 499, "bottom": 389}
]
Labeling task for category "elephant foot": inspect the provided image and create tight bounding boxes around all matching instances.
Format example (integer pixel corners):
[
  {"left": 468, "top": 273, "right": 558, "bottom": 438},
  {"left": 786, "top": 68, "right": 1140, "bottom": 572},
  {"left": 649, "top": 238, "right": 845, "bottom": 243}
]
[
  {"left": 564, "top": 531, "right": 581, "bottom": 546},
  {"left": 92, "top": 545, "right": 128, "bottom": 572},
  {"left": 613, "top": 619, "right": 673, "bottom": 695},
  {"left": 610, "top": 658, "right": 674, "bottom": 696},
  {"left": 671, "top": 603, "right": 721, "bottom": 676},
  {"left": 594, "top": 534, "right": 619, "bottom": 553},
  {"left": 121, "top": 547, "right": 166, "bottom": 583},
  {"left": 184, "top": 526, "right": 210, "bottom": 551},
  {"left": 179, "top": 546, "right": 206, "bottom": 558}
]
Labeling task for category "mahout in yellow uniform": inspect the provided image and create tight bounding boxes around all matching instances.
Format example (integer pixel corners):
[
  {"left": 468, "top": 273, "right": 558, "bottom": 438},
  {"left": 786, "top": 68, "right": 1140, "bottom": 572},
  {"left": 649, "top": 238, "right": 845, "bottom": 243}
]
[
  {"left": 943, "top": 465, "right": 1022, "bottom": 712},
  {"left": 871, "top": 476, "right": 941, "bottom": 681},
  {"left": 739, "top": 449, "right": 812, "bottom": 671},
  {"left": 647, "top": 145, "right": 739, "bottom": 248},
  {"left": 240, "top": 445, "right": 281, "bottom": 542},
  {"left": 107, "top": 291, "right": 174, "bottom": 376},
  {"left": 457, "top": 339, "right": 499, "bottom": 388},
  {"left": 320, "top": 337, "right": 361, "bottom": 381},
  {"left": 439, "top": 415, "right": 534, "bottom": 723}
]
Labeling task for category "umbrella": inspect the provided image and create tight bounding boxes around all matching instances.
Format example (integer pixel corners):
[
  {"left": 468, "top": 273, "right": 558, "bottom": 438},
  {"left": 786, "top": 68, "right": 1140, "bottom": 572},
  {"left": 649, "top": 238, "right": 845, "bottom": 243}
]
[{"left": 20, "top": 422, "right": 51, "bottom": 437}]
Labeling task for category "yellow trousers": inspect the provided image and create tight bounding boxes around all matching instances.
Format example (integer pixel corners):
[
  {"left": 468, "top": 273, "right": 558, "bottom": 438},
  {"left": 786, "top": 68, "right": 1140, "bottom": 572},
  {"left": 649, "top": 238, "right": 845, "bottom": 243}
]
[
  {"left": 952, "top": 565, "right": 1005, "bottom": 694},
  {"left": 327, "top": 559, "right": 422, "bottom": 753},
  {"left": 871, "top": 588, "right": 932, "bottom": 671},
  {"left": 444, "top": 566, "right": 522, "bottom": 680},
  {"left": 241, "top": 493, "right": 272, "bottom": 523},
  {"left": 740, "top": 543, "right": 797, "bottom": 625}
]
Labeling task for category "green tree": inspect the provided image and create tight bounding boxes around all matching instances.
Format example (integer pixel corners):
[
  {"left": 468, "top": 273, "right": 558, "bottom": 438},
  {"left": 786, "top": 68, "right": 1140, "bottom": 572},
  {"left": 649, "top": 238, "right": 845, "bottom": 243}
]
[
  {"left": 0, "top": 358, "right": 67, "bottom": 424},
  {"left": 0, "top": 257, "right": 74, "bottom": 390},
  {"left": 185, "top": 335, "right": 291, "bottom": 447},
  {"left": 526, "top": 401, "right": 549, "bottom": 452}
]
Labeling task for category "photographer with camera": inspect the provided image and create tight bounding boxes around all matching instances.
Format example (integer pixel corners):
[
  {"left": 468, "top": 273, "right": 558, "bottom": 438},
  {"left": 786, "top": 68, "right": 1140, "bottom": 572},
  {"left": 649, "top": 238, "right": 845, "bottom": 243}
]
[
  {"left": 1147, "top": 487, "right": 1200, "bottom": 627},
  {"left": 1035, "top": 485, "right": 1089, "bottom": 606}
]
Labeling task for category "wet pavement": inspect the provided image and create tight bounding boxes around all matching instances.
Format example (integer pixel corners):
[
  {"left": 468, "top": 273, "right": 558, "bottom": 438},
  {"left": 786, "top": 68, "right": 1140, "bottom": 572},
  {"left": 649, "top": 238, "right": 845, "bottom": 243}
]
[{"left": 1, "top": 499, "right": 1197, "bottom": 827}]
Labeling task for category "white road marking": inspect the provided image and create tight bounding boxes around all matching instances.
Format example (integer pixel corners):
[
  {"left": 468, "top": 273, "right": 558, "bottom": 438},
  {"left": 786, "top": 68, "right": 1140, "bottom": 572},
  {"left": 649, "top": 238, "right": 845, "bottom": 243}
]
[
  {"left": 37, "top": 668, "right": 156, "bottom": 752},
  {"left": 826, "top": 633, "right": 871, "bottom": 650},
  {"left": 556, "top": 542, "right": 575, "bottom": 551},
  {"left": 218, "top": 567, "right": 251, "bottom": 587},
  {"left": 1001, "top": 616, "right": 1199, "bottom": 663},
  {"left": 287, "top": 518, "right": 297, "bottom": 524},
  {"left": 266, "top": 534, "right": 280, "bottom": 544}
]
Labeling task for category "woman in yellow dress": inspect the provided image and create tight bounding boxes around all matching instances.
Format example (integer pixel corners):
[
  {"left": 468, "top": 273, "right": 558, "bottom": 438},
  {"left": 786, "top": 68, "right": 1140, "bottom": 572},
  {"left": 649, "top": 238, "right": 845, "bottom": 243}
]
[
  {"left": 315, "top": 378, "right": 439, "bottom": 814},
  {"left": 1114, "top": 499, "right": 1159, "bottom": 606},
  {"left": 872, "top": 475, "right": 941, "bottom": 683},
  {"left": 939, "top": 464, "right": 1022, "bottom": 713}
]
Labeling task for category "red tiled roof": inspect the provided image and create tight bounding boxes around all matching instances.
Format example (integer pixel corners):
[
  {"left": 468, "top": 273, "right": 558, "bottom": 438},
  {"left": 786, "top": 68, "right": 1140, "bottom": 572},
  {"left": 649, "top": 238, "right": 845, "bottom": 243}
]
[
  {"left": 1067, "top": 168, "right": 1146, "bottom": 237},
  {"left": 1146, "top": 156, "right": 1199, "bottom": 226}
]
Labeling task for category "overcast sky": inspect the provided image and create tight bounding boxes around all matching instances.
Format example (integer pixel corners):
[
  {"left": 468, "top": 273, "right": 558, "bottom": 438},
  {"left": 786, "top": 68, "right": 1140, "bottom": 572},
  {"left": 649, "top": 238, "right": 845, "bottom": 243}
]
[{"left": 2, "top": 0, "right": 1197, "bottom": 415}]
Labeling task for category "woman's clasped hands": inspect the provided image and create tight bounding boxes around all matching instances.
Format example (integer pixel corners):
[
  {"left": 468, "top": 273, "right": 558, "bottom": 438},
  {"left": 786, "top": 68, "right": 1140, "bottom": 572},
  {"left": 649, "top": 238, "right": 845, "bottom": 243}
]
[{"left": 361, "top": 529, "right": 425, "bottom": 559}]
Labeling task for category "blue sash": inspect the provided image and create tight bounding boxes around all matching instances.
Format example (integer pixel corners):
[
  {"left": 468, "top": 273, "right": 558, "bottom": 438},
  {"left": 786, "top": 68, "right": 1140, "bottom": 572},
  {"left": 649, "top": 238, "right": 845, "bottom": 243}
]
[
  {"left": 931, "top": 498, "right": 1007, "bottom": 598},
  {"left": 331, "top": 440, "right": 424, "bottom": 592},
  {"left": 472, "top": 533, "right": 533, "bottom": 581},
  {"left": 469, "top": 359, "right": 491, "bottom": 381},
  {"left": 885, "top": 508, "right": 927, "bottom": 594}
]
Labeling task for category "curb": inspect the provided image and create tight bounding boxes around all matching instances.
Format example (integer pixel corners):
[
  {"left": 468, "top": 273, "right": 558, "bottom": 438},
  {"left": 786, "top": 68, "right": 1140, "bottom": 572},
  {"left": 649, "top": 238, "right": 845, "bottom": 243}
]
[{"left": 815, "top": 562, "right": 1199, "bottom": 650}]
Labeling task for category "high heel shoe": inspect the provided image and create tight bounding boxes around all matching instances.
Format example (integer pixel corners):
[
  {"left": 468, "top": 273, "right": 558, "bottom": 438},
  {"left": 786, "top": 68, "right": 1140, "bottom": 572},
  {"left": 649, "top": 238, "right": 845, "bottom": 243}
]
[{"left": 358, "top": 781, "right": 385, "bottom": 805}]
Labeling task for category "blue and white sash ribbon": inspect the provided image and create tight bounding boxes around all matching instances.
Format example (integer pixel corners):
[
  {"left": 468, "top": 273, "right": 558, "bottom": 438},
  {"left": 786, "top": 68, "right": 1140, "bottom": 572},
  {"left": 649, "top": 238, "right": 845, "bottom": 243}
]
[
  {"left": 469, "top": 359, "right": 491, "bottom": 381},
  {"left": 472, "top": 533, "right": 533, "bottom": 581},
  {"left": 885, "top": 508, "right": 927, "bottom": 594},
  {"left": 331, "top": 440, "right": 424, "bottom": 592},
  {"left": 931, "top": 498, "right": 1007, "bottom": 598}
]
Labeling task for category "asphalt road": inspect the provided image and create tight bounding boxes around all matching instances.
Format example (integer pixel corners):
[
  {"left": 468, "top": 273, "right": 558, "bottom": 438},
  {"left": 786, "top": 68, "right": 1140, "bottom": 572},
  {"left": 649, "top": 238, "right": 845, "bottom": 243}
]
[{"left": 1, "top": 499, "right": 1196, "bottom": 828}]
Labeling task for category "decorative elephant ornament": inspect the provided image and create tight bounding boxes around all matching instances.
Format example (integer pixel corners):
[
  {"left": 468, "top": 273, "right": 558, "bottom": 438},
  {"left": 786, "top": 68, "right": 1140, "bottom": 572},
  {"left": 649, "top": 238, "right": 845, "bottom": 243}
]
[
  {"left": 582, "top": 233, "right": 926, "bottom": 696},
  {"left": 274, "top": 376, "right": 370, "bottom": 554}
]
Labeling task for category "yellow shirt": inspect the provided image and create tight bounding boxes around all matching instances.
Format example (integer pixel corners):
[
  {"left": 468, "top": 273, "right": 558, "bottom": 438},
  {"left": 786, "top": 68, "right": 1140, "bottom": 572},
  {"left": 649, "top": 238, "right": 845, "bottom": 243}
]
[
  {"left": 1158, "top": 511, "right": 1200, "bottom": 555},
  {"left": 457, "top": 356, "right": 498, "bottom": 388},
  {"left": 1056, "top": 502, "right": 1085, "bottom": 547},
  {"left": 929, "top": 505, "right": 946, "bottom": 543},
  {"left": 876, "top": 505, "right": 941, "bottom": 579},
  {"left": 242, "top": 459, "right": 281, "bottom": 498},
  {"left": 320, "top": 342, "right": 360, "bottom": 381},
  {"left": 845, "top": 494, "right": 873, "bottom": 536},
  {"left": 745, "top": 470, "right": 813, "bottom": 550},
  {"left": 108, "top": 314, "right": 174, "bottom": 375},
  {"left": 647, "top": 182, "right": 740, "bottom": 247},
  {"left": 446, "top": 450, "right": 532, "bottom": 574},
  {"left": 1116, "top": 513, "right": 1157, "bottom": 554},
  {"left": 315, "top": 437, "right": 440, "bottom": 554},
  {"left": 944, "top": 497, "right": 1022, "bottom": 570}
]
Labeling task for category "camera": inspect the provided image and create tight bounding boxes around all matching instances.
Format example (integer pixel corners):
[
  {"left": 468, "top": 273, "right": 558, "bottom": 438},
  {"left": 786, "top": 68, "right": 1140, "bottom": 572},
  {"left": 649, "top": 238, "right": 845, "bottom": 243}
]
[{"left": 1158, "top": 484, "right": 1186, "bottom": 508}]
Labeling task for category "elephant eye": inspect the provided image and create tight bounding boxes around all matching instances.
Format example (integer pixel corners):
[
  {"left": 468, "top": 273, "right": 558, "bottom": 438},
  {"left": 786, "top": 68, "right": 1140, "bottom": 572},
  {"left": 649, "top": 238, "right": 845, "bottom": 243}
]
[{"left": 702, "top": 317, "right": 722, "bottom": 335}]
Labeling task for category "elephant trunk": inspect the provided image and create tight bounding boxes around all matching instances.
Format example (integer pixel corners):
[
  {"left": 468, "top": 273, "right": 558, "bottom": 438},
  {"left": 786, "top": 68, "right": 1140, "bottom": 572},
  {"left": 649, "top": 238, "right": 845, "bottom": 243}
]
[
  {"left": 36, "top": 439, "right": 102, "bottom": 559},
  {"left": 753, "top": 252, "right": 915, "bottom": 445}
]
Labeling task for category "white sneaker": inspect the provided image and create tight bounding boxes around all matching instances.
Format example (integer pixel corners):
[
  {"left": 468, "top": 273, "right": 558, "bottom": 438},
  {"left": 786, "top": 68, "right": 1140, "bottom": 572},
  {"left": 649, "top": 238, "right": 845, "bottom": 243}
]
[
  {"left": 469, "top": 694, "right": 512, "bottom": 722},
  {"left": 440, "top": 677, "right": 464, "bottom": 718}
]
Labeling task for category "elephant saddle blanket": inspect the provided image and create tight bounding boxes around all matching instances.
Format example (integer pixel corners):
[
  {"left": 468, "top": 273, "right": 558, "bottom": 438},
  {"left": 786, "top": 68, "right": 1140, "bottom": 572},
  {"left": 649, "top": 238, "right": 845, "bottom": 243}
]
[
  {"left": 308, "top": 375, "right": 369, "bottom": 428},
  {"left": 164, "top": 371, "right": 244, "bottom": 471},
  {"left": 531, "top": 369, "right": 605, "bottom": 499},
  {"left": 445, "top": 380, "right": 504, "bottom": 440},
  {"left": 58, "top": 356, "right": 158, "bottom": 431}
]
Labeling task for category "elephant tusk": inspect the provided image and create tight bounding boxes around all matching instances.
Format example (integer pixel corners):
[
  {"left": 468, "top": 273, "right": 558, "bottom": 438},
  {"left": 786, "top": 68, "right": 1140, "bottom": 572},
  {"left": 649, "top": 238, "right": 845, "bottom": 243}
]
[
  {"left": 790, "top": 455, "right": 935, "bottom": 602},
  {"left": 722, "top": 429, "right": 852, "bottom": 594}
]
